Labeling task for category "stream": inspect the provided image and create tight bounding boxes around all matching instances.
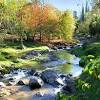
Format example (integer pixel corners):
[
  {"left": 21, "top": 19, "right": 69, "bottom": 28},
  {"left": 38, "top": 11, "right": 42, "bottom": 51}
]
[{"left": 0, "top": 48, "right": 83, "bottom": 100}]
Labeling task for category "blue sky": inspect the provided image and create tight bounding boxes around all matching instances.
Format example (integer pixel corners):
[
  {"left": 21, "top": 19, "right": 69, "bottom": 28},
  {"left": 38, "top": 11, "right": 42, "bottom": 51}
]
[{"left": 49, "top": 0, "right": 91, "bottom": 16}]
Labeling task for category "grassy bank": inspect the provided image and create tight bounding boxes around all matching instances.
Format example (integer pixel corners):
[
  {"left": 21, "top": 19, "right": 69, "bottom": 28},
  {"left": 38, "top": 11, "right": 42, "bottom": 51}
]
[
  {"left": 0, "top": 41, "right": 49, "bottom": 74},
  {"left": 57, "top": 42, "right": 100, "bottom": 100}
]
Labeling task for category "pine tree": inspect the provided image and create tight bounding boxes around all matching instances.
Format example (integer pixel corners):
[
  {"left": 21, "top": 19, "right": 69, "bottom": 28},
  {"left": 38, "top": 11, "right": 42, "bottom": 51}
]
[
  {"left": 80, "top": 4, "right": 85, "bottom": 21},
  {"left": 85, "top": 0, "right": 89, "bottom": 12}
]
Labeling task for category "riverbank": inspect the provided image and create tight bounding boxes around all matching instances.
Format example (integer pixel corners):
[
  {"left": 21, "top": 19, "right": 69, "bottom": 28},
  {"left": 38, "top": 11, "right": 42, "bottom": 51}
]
[
  {"left": 0, "top": 42, "right": 49, "bottom": 74},
  {"left": 0, "top": 41, "right": 83, "bottom": 100},
  {"left": 0, "top": 40, "right": 82, "bottom": 74},
  {"left": 0, "top": 40, "right": 82, "bottom": 100},
  {"left": 0, "top": 41, "right": 100, "bottom": 100},
  {"left": 57, "top": 42, "right": 100, "bottom": 100}
]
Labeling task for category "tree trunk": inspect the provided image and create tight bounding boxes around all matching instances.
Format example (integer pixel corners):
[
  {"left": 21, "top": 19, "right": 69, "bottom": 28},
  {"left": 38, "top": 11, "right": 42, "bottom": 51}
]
[
  {"left": 39, "top": 32, "right": 42, "bottom": 42},
  {"left": 20, "top": 35, "right": 25, "bottom": 49},
  {"left": 48, "top": 34, "right": 51, "bottom": 43},
  {"left": 33, "top": 33, "right": 36, "bottom": 42}
]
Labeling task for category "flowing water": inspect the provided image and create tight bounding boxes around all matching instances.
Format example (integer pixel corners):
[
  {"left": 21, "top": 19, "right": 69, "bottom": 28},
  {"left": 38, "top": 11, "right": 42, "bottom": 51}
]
[
  {"left": 34, "top": 50, "right": 83, "bottom": 77},
  {"left": 0, "top": 50, "right": 83, "bottom": 100}
]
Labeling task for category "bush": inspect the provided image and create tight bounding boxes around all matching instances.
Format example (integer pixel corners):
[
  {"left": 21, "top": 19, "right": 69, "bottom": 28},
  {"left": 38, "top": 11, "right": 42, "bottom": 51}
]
[
  {"left": 57, "top": 57, "right": 100, "bottom": 100},
  {"left": 84, "top": 42, "right": 100, "bottom": 56},
  {"left": 78, "top": 21, "right": 90, "bottom": 35},
  {"left": 79, "top": 55, "right": 95, "bottom": 67},
  {"left": 89, "top": 15, "right": 100, "bottom": 37}
]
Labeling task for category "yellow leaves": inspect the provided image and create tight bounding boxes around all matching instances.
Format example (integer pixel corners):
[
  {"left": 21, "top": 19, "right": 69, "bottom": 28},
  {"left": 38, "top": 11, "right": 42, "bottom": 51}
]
[
  {"left": 18, "top": 3, "right": 59, "bottom": 30},
  {"left": 59, "top": 10, "right": 75, "bottom": 41},
  {"left": 0, "top": 0, "right": 3, "bottom": 3}
]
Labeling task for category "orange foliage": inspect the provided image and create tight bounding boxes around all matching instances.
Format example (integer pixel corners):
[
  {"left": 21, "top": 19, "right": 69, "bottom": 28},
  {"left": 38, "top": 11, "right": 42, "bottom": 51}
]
[{"left": 17, "top": 3, "right": 58, "bottom": 30}]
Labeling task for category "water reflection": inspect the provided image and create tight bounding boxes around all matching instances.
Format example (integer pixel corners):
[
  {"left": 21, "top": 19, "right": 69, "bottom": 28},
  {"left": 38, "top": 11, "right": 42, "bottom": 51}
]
[
  {"left": 53, "top": 50, "right": 83, "bottom": 77},
  {"left": 32, "top": 50, "right": 83, "bottom": 77},
  {"left": 57, "top": 63, "right": 83, "bottom": 77},
  {"left": 58, "top": 64, "right": 72, "bottom": 74}
]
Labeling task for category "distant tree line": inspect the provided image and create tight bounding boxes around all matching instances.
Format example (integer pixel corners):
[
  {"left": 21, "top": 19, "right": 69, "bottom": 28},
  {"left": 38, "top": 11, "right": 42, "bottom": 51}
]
[
  {"left": 0, "top": 0, "right": 75, "bottom": 48},
  {"left": 77, "top": 0, "right": 100, "bottom": 38}
]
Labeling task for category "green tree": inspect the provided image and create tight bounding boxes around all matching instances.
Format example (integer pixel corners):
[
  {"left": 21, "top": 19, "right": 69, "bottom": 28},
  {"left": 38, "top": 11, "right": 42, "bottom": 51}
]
[
  {"left": 85, "top": 0, "right": 90, "bottom": 12},
  {"left": 59, "top": 10, "right": 75, "bottom": 41},
  {"left": 0, "top": 0, "right": 29, "bottom": 48},
  {"left": 80, "top": 5, "right": 85, "bottom": 21},
  {"left": 89, "top": 15, "right": 100, "bottom": 37}
]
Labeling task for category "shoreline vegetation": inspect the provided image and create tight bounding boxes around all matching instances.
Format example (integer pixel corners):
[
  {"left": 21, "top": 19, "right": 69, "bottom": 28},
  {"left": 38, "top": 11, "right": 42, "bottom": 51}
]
[
  {"left": 57, "top": 41, "right": 100, "bottom": 100},
  {"left": 0, "top": 40, "right": 100, "bottom": 100}
]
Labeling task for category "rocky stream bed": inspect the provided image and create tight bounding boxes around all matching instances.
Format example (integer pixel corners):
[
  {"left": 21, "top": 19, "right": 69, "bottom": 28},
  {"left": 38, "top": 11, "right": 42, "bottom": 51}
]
[{"left": 0, "top": 44, "right": 83, "bottom": 100}]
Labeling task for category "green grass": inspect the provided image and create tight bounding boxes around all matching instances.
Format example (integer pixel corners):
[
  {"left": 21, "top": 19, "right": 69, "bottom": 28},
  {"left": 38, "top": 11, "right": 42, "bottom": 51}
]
[
  {"left": 0, "top": 41, "right": 45, "bottom": 49},
  {"left": 0, "top": 41, "right": 49, "bottom": 73},
  {"left": 71, "top": 42, "right": 100, "bottom": 57},
  {"left": 71, "top": 47, "right": 85, "bottom": 57},
  {"left": 84, "top": 42, "right": 100, "bottom": 56}
]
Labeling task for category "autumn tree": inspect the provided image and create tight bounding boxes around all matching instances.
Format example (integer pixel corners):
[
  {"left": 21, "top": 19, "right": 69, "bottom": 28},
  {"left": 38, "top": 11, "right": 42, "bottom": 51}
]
[{"left": 18, "top": 3, "right": 59, "bottom": 42}]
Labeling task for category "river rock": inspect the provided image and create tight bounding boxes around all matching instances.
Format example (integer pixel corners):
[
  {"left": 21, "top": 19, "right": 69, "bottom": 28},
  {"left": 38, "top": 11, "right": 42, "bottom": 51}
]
[
  {"left": 41, "top": 69, "right": 58, "bottom": 83},
  {"left": 4, "top": 69, "right": 26, "bottom": 81},
  {"left": 17, "top": 78, "right": 30, "bottom": 86},
  {"left": 3, "top": 69, "right": 27, "bottom": 86},
  {"left": 62, "top": 84, "right": 76, "bottom": 93},
  {"left": 29, "top": 76, "right": 44, "bottom": 90},
  {"left": 57, "top": 46, "right": 63, "bottom": 50},
  {"left": 21, "top": 50, "right": 40, "bottom": 59},
  {"left": 34, "top": 71, "right": 41, "bottom": 77},
  {"left": 48, "top": 52, "right": 58, "bottom": 61},
  {"left": 0, "top": 82, "right": 6, "bottom": 87},
  {"left": 55, "top": 77, "right": 65, "bottom": 86},
  {"left": 60, "top": 74, "right": 72, "bottom": 80},
  {"left": 51, "top": 46, "right": 58, "bottom": 50},
  {"left": 0, "top": 73, "right": 3, "bottom": 79},
  {"left": 66, "top": 46, "right": 71, "bottom": 50},
  {"left": 60, "top": 74, "right": 66, "bottom": 79},
  {"left": 41, "top": 69, "right": 64, "bottom": 86},
  {"left": 62, "top": 75, "right": 76, "bottom": 93},
  {"left": 17, "top": 80, "right": 25, "bottom": 85},
  {"left": 40, "top": 58, "right": 50, "bottom": 63},
  {"left": 39, "top": 50, "right": 49, "bottom": 55},
  {"left": 40, "top": 52, "right": 58, "bottom": 63},
  {"left": 27, "top": 69, "right": 36, "bottom": 75}
]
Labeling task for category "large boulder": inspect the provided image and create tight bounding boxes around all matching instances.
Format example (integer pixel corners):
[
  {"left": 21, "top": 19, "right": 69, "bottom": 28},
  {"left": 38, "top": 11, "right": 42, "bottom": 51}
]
[
  {"left": 41, "top": 69, "right": 64, "bottom": 86},
  {"left": 48, "top": 52, "right": 58, "bottom": 61},
  {"left": 3, "top": 69, "right": 26, "bottom": 86},
  {"left": 60, "top": 74, "right": 72, "bottom": 79},
  {"left": 17, "top": 80, "right": 25, "bottom": 85},
  {"left": 27, "top": 69, "right": 36, "bottom": 76},
  {"left": 17, "top": 78, "right": 30, "bottom": 86},
  {"left": 39, "top": 50, "right": 49, "bottom": 55},
  {"left": 21, "top": 50, "right": 40, "bottom": 59},
  {"left": 51, "top": 46, "right": 58, "bottom": 50},
  {"left": 29, "top": 76, "right": 44, "bottom": 90},
  {"left": 62, "top": 75, "right": 76, "bottom": 93},
  {"left": 34, "top": 71, "right": 41, "bottom": 77},
  {"left": 4, "top": 69, "right": 26, "bottom": 81}
]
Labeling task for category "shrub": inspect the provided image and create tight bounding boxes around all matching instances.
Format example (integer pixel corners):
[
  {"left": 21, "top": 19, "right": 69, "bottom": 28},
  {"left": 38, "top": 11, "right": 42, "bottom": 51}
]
[{"left": 89, "top": 15, "right": 100, "bottom": 37}]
